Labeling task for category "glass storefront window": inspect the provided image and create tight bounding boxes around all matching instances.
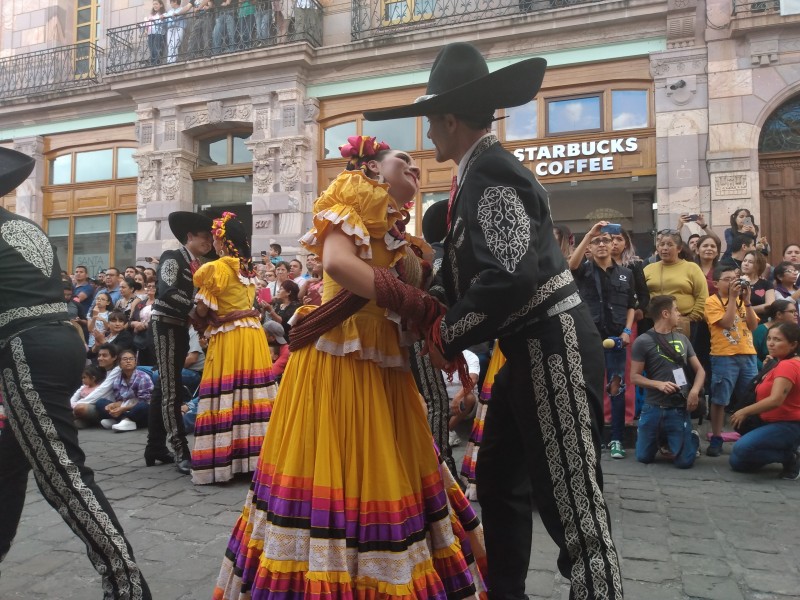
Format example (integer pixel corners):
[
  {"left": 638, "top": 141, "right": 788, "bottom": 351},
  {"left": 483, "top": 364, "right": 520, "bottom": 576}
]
[
  {"left": 114, "top": 213, "right": 137, "bottom": 269},
  {"left": 73, "top": 215, "right": 110, "bottom": 275},
  {"left": 232, "top": 134, "right": 251, "bottom": 164},
  {"left": 612, "top": 90, "right": 648, "bottom": 130},
  {"left": 49, "top": 155, "right": 72, "bottom": 185},
  {"left": 47, "top": 218, "right": 69, "bottom": 271},
  {"left": 547, "top": 96, "right": 601, "bottom": 135},
  {"left": 75, "top": 149, "right": 113, "bottom": 183},
  {"left": 505, "top": 102, "right": 538, "bottom": 141},
  {"left": 194, "top": 176, "right": 253, "bottom": 206},
  {"left": 760, "top": 97, "right": 800, "bottom": 153},
  {"left": 324, "top": 121, "right": 356, "bottom": 159},
  {"left": 412, "top": 191, "right": 449, "bottom": 238},
  {"left": 117, "top": 148, "right": 138, "bottom": 178},
  {"left": 362, "top": 117, "right": 416, "bottom": 152}
]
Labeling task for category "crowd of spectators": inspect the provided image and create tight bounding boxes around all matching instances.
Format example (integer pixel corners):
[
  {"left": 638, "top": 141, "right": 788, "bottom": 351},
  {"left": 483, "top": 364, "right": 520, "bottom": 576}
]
[
  {"left": 59, "top": 211, "right": 799, "bottom": 481},
  {"left": 561, "top": 207, "right": 800, "bottom": 479}
]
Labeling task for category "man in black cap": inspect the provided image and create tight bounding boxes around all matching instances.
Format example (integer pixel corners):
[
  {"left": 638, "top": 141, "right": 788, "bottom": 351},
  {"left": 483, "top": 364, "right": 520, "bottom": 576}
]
[
  {"left": 365, "top": 43, "right": 623, "bottom": 600},
  {"left": 144, "top": 211, "right": 213, "bottom": 474},
  {"left": 0, "top": 148, "right": 151, "bottom": 599}
]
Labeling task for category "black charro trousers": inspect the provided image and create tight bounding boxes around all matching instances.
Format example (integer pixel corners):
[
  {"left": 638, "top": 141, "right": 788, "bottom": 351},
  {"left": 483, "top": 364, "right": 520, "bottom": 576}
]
[
  {"left": 0, "top": 322, "right": 151, "bottom": 599},
  {"left": 477, "top": 304, "right": 624, "bottom": 600}
]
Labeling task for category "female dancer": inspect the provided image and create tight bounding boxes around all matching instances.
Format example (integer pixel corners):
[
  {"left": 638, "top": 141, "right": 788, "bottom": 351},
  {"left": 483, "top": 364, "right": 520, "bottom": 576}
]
[
  {"left": 191, "top": 213, "right": 277, "bottom": 485},
  {"left": 214, "top": 137, "right": 486, "bottom": 598}
]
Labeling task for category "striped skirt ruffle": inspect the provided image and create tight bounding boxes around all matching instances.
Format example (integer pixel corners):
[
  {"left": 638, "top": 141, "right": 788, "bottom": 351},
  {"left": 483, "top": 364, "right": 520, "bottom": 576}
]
[{"left": 192, "top": 325, "right": 276, "bottom": 485}]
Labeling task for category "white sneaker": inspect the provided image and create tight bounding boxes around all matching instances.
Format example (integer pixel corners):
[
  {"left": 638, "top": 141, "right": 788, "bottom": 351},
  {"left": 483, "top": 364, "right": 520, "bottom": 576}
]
[
  {"left": 448, "top": 430, "right": 461, "bottom": 447},
  {"left": 100, "top": 418, "right": 116, "bottom": 430},
  {"left": 112, "top": 418, "right": 137, "bottom": 432}
]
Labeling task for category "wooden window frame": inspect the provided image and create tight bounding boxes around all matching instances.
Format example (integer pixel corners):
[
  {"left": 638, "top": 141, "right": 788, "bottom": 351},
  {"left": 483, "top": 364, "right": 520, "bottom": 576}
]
[{"left": 46, "top": 211, "right": 136, "bottom": 273}]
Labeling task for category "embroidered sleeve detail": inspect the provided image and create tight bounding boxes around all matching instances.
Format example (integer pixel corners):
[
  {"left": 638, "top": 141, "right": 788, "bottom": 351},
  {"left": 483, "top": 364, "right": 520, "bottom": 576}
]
[
  {"left": 440, "top": 312, "right": 487, "bottom": 345},
  {"left": 1, "top": 220, "right": 54, "bottom": 277},
  {"left": 477, "top": 186, "right": 530, "bottom": 273},
  {"left": 161, "top": 258, "right": 179, "bottom": 286},
  {"left": 501, "top": 269, "right": 574, "bottom": 329}
]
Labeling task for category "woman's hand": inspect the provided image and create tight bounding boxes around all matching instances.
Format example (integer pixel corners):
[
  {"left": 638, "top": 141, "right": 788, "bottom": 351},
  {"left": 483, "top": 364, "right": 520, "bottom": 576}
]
[
  {"left": 107, "top": 402, "right": 124, "bottom": 418},
  {"left": 696, "top": 214, "right": 708, "bottom": 229},
  {"left": 730, "top": 408, "right": 748, "bottom": 429},
  {"left": 742, "top": 223, "right": 757, "bottom": 236},
  {"left": 93, "top": 329, "right": 106, "bottom": 343}
]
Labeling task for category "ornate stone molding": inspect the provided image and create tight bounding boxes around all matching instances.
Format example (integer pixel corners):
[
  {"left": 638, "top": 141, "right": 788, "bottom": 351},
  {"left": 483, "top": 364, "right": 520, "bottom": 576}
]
[
  {"left": 183, "top": 102, "right": 253, "bottom": 130},
  {"left": 651, "top": 54, "right": 707, "bottom": 78},
  {"left": 247, "top": 140, "right": 275, "bottom": 195},
  {"left": 303, "top": 98, "right": 320, "bottom": 124},
  {"left": 134, "top": 153, "right": 159, "bottom": 207},
  {"left": 711, "top": 172, "right": 751, "bottom": 201}
]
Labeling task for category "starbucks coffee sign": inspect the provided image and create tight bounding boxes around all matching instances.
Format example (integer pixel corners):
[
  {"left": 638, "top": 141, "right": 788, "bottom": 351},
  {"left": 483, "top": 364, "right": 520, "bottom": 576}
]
[{"left": 513, "top": 137, "right": 639, "bottom": 176}]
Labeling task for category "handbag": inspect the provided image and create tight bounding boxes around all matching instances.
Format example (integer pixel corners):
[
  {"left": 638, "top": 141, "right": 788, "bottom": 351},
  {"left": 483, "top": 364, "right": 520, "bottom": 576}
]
[{"left": 644, "top": 330, "right": 707, "bottom": 420}]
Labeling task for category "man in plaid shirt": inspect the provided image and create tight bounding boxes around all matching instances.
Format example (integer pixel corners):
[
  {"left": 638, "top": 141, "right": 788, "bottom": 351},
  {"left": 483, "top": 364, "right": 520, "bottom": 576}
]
[{"left": 95, "top": 349, "right": 154, "bottom": 432}]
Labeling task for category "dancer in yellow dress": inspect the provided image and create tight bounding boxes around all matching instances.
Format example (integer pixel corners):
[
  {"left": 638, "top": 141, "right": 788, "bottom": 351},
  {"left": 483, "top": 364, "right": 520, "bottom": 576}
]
[
  {"left": 214, "top": 136, "right": 486, "bottom": 599},
  {"left": 191, "top": 213, "right": 277, "bottom": 485}
]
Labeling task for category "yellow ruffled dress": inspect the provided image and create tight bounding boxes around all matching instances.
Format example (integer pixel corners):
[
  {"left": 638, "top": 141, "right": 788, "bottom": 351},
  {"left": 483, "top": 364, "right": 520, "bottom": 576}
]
[
  {"left": 192, "top": 257, "right": 278, "bottom": 485},
  {"left": 214, "top": 171, "right": 486, "bottom": 599}
]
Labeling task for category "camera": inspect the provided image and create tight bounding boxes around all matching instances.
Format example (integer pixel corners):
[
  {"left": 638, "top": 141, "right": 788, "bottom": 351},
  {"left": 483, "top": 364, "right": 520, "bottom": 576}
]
[{"left": 737, "top": 278, "right": 750, "bottom": 296}]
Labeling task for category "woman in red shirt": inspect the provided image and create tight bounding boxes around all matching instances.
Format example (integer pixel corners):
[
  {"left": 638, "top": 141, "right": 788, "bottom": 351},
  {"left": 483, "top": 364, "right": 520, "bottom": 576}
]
[{"left": 730, "top": 322, "right": 800, "bottom": 479}]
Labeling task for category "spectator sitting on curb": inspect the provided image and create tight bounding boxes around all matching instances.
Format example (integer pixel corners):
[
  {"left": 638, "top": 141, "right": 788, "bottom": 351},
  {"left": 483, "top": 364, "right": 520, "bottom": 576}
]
[
  {"left": 97, "top": 349, "right": 154, "bottom": 432},
  {"left": 179, "top": 330, "right": 208, "bottom": 434},
  {"left": 705, "top": 265, "right": 759, "bottom": 457},
  {"left": 72, "top": 343, "right": 122, "bottom": 427},
  {"left": 631, "top": 295, "right": 705, "bottom": 468}
]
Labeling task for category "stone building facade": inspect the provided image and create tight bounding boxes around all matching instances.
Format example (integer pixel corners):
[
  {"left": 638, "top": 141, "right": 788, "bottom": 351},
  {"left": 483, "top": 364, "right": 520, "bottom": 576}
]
[{"left": 3, "top": 0, "right": 800, "bottom": 268}]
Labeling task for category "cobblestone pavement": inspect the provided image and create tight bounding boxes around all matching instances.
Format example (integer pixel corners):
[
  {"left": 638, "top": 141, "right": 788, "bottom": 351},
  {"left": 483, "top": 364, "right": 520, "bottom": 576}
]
[{"left": 1, "top": 427, "right": 798, "bottom": 599}]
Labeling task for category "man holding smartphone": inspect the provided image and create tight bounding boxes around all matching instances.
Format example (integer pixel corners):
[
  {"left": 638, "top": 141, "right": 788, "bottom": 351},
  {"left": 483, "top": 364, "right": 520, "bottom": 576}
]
[{"left": 569, "top": 221, "right": 636, "bottom": 459}]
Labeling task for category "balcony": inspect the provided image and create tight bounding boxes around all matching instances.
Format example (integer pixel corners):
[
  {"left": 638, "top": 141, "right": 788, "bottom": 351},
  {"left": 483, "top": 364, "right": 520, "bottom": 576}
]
[
  {"left": 106, "top": 0, "right": 322, "bottom": 75},
  {"left": 731, "top": 0, "right": 779, "bottom": 15},
  {"left": 731, "top": 0, "right": 800, "bottom": 34},
  {"left": 352, "top": 0, "right": 601, "bottom": 41},
  {"left": 0, "top": 42, "right": 103, "bottom": 101}
]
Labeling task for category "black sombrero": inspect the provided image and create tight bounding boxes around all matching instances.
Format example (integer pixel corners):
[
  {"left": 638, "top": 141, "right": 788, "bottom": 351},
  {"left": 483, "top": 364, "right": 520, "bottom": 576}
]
[
  {"left": 364, "top": 43, "right": 546, "bottom": 121},
  {"left": 168, "top": 211, "right": 213, "bottom": 244},
  {"left": 0, "top": 147, "right": 36, "bottom": 198}
]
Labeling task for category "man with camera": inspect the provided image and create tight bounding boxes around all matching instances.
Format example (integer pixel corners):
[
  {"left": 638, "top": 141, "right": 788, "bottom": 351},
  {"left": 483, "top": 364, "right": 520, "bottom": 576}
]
[
  {"left": 705, "top": 265, "right": 759, "bottom": 457},
  {"left": 631, "top": 295, "right": 705, "bottom": 468}
]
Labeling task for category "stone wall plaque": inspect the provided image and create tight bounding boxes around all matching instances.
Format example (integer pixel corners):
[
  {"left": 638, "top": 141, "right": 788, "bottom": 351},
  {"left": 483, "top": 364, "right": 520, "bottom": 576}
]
[{"left": 711, "top": 172, "right": 750, "bottom": 200}]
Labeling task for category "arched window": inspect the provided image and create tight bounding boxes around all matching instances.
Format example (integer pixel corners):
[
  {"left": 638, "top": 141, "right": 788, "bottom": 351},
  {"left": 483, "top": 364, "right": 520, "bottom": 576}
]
[{"left": 760, "top": 97, "right": 800, "bottom": 154}]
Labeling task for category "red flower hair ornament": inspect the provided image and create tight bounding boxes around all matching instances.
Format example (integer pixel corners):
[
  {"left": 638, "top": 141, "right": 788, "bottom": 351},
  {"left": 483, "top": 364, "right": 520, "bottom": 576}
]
[{"left": 339, "top": 135, "right": 391, "bottom": 171}]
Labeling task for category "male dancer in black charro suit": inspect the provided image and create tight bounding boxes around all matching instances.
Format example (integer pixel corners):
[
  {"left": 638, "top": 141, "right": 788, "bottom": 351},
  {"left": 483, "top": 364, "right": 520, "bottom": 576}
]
[
  {"left": 366, "top": 44, "right": 623, "bottom": 599},
  {"left": 0, "top": 148, "right": 151, "bottom": 599},
  {"left": 144, "top": 211, "right": 213, "bottom": 474}
]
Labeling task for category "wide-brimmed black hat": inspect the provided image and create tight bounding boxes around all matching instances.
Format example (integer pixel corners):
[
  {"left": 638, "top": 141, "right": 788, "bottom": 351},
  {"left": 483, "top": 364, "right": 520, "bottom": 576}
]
[
  {"left": 168, "top": 211, "right": 213, "bottom": 244},
  {"left": 0, "top": 147, "right": 35, "bottom": 198},
  {"left": 364, "top": 43, "right": 546, "bottom": 121}
]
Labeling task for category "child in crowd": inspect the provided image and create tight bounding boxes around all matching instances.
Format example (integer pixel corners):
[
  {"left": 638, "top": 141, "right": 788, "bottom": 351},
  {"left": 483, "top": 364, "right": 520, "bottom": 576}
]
[{"left": 70, "top": 365, "right": 107, "bottom": 409}]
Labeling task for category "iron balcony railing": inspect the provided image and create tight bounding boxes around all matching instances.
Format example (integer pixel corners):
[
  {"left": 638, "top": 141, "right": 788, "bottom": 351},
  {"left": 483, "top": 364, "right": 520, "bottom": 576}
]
[
  {"left": 732, "top": 0, "right": 780, "bottom": 15},
  {"left": 106, "top": 0, "right": 322, "bottom": 74},
  {"left": 352, "top": 0, "right": 600, "bottom": 40},
  {"left": 0, "top": 42, "right": 103, "bottom": 101}
]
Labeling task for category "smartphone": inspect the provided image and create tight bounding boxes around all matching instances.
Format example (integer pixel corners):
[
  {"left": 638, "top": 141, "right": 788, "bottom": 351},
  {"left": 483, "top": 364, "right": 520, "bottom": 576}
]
[
  {"left": 260, "top": 250, "right": 267, "bottom": 256},
  {"left": 743, "top": 216, "right": 753, "bottom": 227},
  {"left": 600, "top": 223, "right": 622, "bottom": 235},
  {"left": 687, "top": 214, "right": 699, "bottom": 222}
]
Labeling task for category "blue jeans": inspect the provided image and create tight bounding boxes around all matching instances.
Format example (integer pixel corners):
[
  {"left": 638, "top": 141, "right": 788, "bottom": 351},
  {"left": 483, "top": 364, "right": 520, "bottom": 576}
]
[
  {"left": 604, "top": 347, "right": 627, "bottom": 442},
  {"left": 636, "top": 404, "right": 698, "bottom": 468},
  {"left": 729, "top": 421, "right": 800, "bottom": 472},
  {"left": 212, "top": 8, "right": 236, "bottom": 52},
  {"left": 95, "top": 398, "right": 149, "bottom": 427},
  {"left": 710, "top": 354, "right": 758, "bottom": 407},
  {"left": 183, "top": 396, "right": 200, "bottom": 434}
]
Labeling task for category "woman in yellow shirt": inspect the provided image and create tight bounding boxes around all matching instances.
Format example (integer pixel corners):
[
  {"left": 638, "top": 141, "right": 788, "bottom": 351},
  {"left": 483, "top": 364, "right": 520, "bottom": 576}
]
[{"left": 644, "top": 229, "right": 709, "bottom": 339}]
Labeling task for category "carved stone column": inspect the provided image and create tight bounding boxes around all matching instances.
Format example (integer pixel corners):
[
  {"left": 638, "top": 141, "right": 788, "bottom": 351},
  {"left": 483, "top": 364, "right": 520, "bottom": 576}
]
[
  {"left": 11, "top": 136, "right": 44, "bottom": 224},
  {"left": 247, "top": 87, "right": 315, "bottom": 257},
  {"left": 133, "top": 148, "right": 197, "bottom": 260}
]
